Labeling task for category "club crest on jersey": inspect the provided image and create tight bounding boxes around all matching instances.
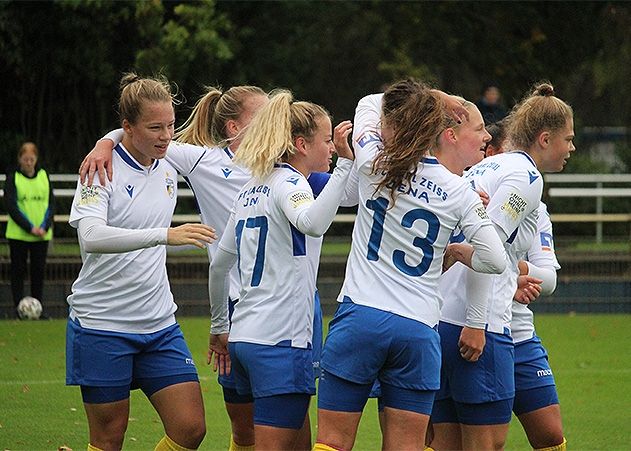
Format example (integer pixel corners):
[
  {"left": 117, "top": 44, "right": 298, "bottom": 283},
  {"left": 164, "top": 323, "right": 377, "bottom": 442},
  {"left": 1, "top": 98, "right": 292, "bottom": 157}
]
[
  {"left": 165, "top": 172, "right": 175, "bottom": 199},
  {"left": 222, "top": 168, "right": 233, "bottom": 178},
  {"left": 125, "top": 184, "right": 134, "bottom": 198},
  {"left": 286, "top": 176, "right": 300, "bottom": 185},
  {"left": 356, "top": 130, "right": 381, "bottom": 148},
  {"left": 528, "top": 170, "right": 540, "bottom": 184}
]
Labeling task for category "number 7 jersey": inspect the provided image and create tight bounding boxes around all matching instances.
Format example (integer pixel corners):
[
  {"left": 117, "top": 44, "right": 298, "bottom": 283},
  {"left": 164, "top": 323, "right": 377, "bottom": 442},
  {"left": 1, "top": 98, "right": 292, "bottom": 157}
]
[{"left": 338, "top": 94, "right": 495, "bottom": 328}]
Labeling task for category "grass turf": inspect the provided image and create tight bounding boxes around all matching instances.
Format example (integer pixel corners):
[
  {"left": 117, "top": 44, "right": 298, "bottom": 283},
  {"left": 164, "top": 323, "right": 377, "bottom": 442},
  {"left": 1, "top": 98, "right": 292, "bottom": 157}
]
[{"left": 1, "top": 314, "right": 630, "bottom": 450}]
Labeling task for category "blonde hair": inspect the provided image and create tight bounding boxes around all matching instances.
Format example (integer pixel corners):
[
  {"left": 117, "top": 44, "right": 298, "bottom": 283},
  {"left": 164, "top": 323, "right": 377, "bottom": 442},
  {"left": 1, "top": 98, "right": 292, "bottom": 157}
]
[
  {"left": 118, "top": 72, "right": 174, "bottom": 125},
  {"left": 174, "top": 85, "right": 266, "bottom": 147},
  {"left": 235, "top": 89, "right": 330, "bottom": 178},
  {"left": 507, "top": 82, "right": 573, "bottom": 150},
  {"left": 373, "top": 78, "right": 445, "bottom": 202}
]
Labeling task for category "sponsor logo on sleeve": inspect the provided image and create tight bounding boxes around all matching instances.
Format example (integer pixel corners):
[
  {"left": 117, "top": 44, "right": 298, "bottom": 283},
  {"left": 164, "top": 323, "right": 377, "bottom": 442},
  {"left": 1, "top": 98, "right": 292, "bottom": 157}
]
[
  {"left": 500, "top": 192, "right": 527, "bottom": 221},
  {"left": 475, "top": 205, "right": 490, "bottom": 220},
  {"left": 289, "top": 191, "right": 314, "bottom": 208},
  {"left": 540, "top": 232, "right": 553, "bottom": 251},
  {"left": 77, "top": 185, "right": 99, "bottom": 206}
]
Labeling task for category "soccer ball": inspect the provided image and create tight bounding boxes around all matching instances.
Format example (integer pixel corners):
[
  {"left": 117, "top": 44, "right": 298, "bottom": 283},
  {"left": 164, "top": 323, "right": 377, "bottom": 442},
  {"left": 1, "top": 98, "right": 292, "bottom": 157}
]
[{"left": 17, "top": 296, "right": 42, "bottom": 320}]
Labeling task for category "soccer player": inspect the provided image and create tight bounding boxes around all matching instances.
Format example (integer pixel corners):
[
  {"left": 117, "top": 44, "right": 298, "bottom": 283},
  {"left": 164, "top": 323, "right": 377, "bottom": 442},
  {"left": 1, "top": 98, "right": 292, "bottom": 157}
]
[
  {"left": 208, "top": 89, "right": 354, "bottom": 450},
  {"left": 314, "top": 79, "right": 508, "bottom": 451},
  {"left": 486, "top": 121, "right": 567, "bottom": 451},
  {"left": 79, "top": 85, "right": 348, "bottom": 450},
  {"left": 431, "top": 82, "right": 574, "bottom": 451},
  {"left": 66, "top": 73, "right": 216, "bottom": 451}
]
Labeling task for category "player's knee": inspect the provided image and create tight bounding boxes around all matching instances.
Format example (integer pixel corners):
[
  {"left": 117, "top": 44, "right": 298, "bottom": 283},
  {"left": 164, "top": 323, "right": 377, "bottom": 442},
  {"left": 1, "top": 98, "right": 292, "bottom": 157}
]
[{"left": 532, "top": 433, "right": 566, "bottom": 450}]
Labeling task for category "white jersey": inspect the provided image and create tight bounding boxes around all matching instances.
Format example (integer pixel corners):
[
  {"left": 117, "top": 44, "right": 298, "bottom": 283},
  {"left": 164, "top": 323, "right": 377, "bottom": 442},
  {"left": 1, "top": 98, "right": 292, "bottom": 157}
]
[
  {"left": 512, "top": 203, "right": 560, "bottom": 343},
  {"left": 338, "top": 94, "right": 495, "bottom": 328},
  {"left": 219, "top": 164, "right": 336, "bottom": 348},
  {"left": 166, "top": 142, "right": 250, "bottom": 300},
  {"left": 439, "top": 152, "right": 544, "bottom": 333},
  {"left": 67, "top": 144, "right": 178, "bottom": 333}
]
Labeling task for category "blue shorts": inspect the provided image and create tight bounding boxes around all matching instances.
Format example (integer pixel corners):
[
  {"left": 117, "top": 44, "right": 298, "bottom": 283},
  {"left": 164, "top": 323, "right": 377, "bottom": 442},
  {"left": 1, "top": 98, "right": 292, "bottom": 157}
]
[
  {"left": 319, "top": 370, "right": 435, "bottom": 415},
  {"left": 319, "top": 298, "right": 440, "bottom": 412},
  {"left": 435, "top": 321, "right": 514, "bottom": 404},
  {"left": 514, "top": 335, "right": 556, "bottom": 391},
  {"left": 66, "top": 319, "right": 198, "bottom": 401},
  {"left": 513, "top": 335, "right": 559, "bottom": 415},
  {"left": 431, "top": 397, "right": 514, "bottom": 425},
  {"left": 228, "top": 341, "right": 316, "bottom": 399},
  {"left": 219, "top": 292, "right": 322, "bottom": 393}
]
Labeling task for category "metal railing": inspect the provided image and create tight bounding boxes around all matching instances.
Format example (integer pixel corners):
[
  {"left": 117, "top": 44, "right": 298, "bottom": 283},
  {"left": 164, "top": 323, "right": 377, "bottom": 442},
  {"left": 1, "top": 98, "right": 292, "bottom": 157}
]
[{"left": 2, "top": 174, "right": 631, "bottom": 234}]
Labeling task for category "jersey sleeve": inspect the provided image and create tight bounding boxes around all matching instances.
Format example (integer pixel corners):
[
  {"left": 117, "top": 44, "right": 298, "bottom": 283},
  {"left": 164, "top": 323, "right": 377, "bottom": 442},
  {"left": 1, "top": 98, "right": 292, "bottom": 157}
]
[
  {"left": 68, "top": 179, "right": 111, "bottom": 228},
  {"left": 278, "top": 158, "right": 353, "bottom": 237},
  {"left": 483, "top": 169, "right": 543, "bottom": 242},
  {"left": 164, "top": 141, "right": 207, "bottom": 176},
  {"left": 217, "top": 209, "right": 238, "bottom": 255},
  {"left": 352, "top": 94, "right": 384, "bottom": 170}
]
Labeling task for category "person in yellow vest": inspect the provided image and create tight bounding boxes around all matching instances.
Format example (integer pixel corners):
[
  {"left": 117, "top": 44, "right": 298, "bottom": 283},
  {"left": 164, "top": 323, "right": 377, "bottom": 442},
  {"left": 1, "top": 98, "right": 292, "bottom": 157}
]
[{"left": 4, "top": 142, "right": 55, "bottom": 318}]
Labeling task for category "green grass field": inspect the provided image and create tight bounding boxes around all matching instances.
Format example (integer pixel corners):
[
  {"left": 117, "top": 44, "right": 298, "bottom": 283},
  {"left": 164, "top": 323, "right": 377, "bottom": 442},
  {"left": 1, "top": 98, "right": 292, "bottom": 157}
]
[{"left": 1, "top": 314, "right": 630, "bottom": 450}]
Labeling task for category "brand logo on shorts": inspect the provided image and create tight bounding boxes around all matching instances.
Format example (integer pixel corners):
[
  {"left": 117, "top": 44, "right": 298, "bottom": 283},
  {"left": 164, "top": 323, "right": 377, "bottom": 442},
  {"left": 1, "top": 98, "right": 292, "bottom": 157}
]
[
  {"left": 185, "top": 358, "right": 195, "bottom": 365},
  {"left": 537, "top": 368, "right": 553, "bottom": 377}
]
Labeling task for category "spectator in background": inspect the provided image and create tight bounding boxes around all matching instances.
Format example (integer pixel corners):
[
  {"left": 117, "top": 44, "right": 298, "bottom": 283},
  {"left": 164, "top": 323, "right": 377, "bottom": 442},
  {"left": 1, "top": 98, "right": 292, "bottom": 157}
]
[
  {"left": 4, "top": 142, "right": 54, "bottom": 319},
  {"left": 475, "top": 84, "right": 507, "bottom": 125}
]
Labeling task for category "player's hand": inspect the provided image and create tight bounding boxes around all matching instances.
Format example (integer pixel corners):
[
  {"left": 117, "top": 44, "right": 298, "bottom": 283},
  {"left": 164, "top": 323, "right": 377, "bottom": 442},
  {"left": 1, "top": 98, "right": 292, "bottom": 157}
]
[
  {"left": 333, "top": 120, "right": 354, "bottom": 161},
  {"left": 477, "top": 190, "right": 490, "bottom": 208},
  {"left": 167, "top": 223, "right": 216, "bottom": 248},
  {"left": 208, "top": 333, "right": 231, "bottom": 376},
  {"left": 433, "top": 90, "right": 470, "bottom": 124},
  {"left": 458, "top": 326, "right": 485, "bottom": 362},
  {"left": 514, "top": 275, "right": 543, "bottom": 305},
  {"left": 79, "top": 139, "right": 115, "bottom": 186}
]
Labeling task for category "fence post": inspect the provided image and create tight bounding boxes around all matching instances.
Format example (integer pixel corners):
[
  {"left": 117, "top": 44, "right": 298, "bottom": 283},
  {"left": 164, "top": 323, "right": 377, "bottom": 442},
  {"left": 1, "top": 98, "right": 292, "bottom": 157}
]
[{"left": 596, "top": 181, "right": 603, "bottom": 244}]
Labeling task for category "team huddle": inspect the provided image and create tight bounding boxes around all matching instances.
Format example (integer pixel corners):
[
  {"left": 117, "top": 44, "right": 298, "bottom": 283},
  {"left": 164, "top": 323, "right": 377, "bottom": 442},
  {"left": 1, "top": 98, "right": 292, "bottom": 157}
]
[{"left": 67, "top": 73, "right": 574, "bottom": 451}]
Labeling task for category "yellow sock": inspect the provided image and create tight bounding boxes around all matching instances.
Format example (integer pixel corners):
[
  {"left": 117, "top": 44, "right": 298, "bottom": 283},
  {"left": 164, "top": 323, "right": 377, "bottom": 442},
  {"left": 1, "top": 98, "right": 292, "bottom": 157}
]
[
  {"left": 535, "top": 437, "right": 567, "bottom": 451},
  {"left": 313, "top": 443, "right": 342, "bottom": 451},
  {"left": 155, "top": 434, "right": 195, "bottom": 451},
  {"left": 229, "top": 435, "right": 255, "bottom": 451},
  {"left": 425, "top": 447, "right": 435, "bottom": 451},
  {"left": 87, "top": 444, "right": 104, "bottom": 451}
]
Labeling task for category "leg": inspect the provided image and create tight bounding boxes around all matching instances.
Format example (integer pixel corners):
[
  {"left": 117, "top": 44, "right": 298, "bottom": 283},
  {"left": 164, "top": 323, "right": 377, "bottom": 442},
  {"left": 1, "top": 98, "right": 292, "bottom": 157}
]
[
  {"left": 517, "top": 404, "right": 564, "bottom": 449},
  {"left": 8, "top": 239, "right": 28, "bottom": 307},
  {"left": 28, "top": 240, "right": 48, "bottom": 303},
  {"left": 149, "top": 381, "right": 206, "bottom": 449},
  {"left": 315, "top": 408, "right": 363, "bottom": 451},
  {"left": 461, "top": 423, "right": 510, "bottom": 451},
  {"left": 293, "top": 402, "right": 312, "bottom": 451},
  {"left": 431, "top": 423, "right": 462, "bottom": 450},
  {"left": 253, "top": 393, "right": 311, "bottom": 451},
  {"left": 225, "top": 401, "right": 255, "bottom": 449},
  {"left": 430, "top": 398, "right": 462, "bottom": 450},
  {"left": 83, "top": 397, "right": 130, "bottom": 450},
  {"left": 381, "top": 407, "right": 430, "bottom": 451}
]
